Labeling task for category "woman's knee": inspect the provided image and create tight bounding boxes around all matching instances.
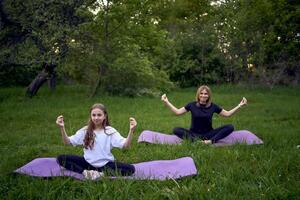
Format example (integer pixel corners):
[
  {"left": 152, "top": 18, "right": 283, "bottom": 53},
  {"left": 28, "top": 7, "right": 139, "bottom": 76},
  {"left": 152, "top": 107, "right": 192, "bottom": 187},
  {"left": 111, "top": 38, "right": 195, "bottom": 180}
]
[
  {"left": 225, "top": 124, "right": 234, "bottom": 133},
  {"left": 173, "top": 127, "right": 182, "bottom": 133},
  {"left": 173, "top": 127, "right": 185, "bottom": 138}
]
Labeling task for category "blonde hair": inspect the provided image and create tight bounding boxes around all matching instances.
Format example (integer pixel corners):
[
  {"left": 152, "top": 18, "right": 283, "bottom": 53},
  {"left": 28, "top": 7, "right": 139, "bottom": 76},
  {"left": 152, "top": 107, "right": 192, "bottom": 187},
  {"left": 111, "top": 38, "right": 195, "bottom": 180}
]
[
  {"left": 195, "top": 85, "right": 212, "bottom": 107},
  {"left": 84, "top": 103, "right": 110, "bottom": 149}
]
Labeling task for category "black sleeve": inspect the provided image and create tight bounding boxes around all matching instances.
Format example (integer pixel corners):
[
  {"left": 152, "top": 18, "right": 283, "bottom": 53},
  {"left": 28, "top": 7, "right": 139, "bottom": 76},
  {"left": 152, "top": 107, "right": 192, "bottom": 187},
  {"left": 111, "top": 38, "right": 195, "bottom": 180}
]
[
  {"left": 184, "top": 102, "right": 193, "bottom": 112},
  {"left": 213, "top": 103, "right": 223, "bottom": 114}
]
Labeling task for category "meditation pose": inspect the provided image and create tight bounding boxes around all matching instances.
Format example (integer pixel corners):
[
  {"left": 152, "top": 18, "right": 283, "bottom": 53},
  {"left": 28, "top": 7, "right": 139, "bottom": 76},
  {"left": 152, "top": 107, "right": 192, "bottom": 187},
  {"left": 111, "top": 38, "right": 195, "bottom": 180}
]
[
  {"left": 161, "top": 85, "right": 247, "bottom": 144},
  {"left": 56, "top": 103, "right": 137, "bottom": 180}
]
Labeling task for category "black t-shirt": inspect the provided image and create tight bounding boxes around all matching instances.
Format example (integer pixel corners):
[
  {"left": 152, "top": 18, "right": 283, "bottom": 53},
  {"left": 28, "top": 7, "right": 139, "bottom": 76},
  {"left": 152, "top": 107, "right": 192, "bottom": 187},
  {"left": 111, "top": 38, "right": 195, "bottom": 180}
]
[{"left": 185, "top": 101, "right": 222, "bottom": 134}]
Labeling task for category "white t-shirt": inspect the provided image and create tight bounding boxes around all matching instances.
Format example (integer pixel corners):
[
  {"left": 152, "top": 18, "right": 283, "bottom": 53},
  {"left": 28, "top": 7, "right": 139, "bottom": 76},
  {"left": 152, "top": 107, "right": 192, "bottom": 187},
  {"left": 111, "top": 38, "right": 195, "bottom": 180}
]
[{"left": 68, "top": 126, "right": 126, "bottom": 167}]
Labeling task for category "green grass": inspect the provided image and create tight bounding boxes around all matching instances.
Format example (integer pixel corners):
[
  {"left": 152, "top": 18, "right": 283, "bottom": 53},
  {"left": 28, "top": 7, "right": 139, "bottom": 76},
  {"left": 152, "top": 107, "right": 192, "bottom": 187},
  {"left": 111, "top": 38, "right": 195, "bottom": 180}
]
[{"left": 0, "top": 85, "right": 299, "bottom": 199}]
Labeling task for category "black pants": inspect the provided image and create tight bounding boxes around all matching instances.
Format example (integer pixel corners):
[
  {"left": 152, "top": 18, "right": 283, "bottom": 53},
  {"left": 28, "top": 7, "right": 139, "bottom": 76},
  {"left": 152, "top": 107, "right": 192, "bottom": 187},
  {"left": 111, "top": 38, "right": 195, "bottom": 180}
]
[
  {"left": 57, "top": 155, "right": 135, "bottom": 176},
  {"left": 173, "top": 124, "right": 234, "bottom": 143}
]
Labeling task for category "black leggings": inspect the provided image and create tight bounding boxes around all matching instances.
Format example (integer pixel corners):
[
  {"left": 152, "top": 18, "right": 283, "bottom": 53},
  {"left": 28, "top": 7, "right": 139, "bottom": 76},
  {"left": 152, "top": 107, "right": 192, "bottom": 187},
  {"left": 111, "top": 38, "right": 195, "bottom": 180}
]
[
  {"left": 173, "top": 124, "right": 234, "bottom": 143},
  {"left": 57, "top": 155, "right": 135, "bottom": 176}
]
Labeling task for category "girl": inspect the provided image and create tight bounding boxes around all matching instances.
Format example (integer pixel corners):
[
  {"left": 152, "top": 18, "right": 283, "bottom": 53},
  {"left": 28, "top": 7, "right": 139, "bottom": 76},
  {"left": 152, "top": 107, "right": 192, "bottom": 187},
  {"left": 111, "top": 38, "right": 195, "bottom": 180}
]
[
  {"left": 161, "top": 85, "right": 247, "bottom": 144},
  {"left": 56, "top": 103, "right": 137, "bottom": 180}
]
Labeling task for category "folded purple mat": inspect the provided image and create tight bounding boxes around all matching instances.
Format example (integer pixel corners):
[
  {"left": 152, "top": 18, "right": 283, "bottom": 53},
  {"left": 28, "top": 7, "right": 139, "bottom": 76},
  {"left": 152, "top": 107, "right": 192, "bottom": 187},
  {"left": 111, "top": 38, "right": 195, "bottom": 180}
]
[
  {"left": 138, "top": 130, "right": 263, "bottom": 146},
  {"left": 14, "top": 157, "right": 197, "bottom": 180},
  {"left": 214, "top": 130, "right": 263, "bottom": 146},
  {"left": 138, "top": 130, "right": 183, "bottom": 144}
]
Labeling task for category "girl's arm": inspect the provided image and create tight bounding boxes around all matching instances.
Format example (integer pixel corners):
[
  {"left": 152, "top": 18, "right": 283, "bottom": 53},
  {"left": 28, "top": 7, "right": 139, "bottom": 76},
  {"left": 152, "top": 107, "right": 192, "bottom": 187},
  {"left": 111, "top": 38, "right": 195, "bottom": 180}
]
[
  {"left": 161, "top": 94, "right": 187, "bottom": 116},
  {"left": 219, "top": 97, "right": 247, "bottom": 117},
  {"left": 123, "top": 117, "right": 137, "bottom": 148},
  {"left": 56, "top": 115, "right": 71, "bottom": 145}
]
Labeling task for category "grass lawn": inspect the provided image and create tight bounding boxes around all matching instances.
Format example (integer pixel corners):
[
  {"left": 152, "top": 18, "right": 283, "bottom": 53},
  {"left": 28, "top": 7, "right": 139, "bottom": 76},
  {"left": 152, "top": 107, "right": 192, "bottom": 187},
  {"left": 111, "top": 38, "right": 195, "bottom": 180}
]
[{"left": 0, "top": 85, "right": 299, "bottom": 199}]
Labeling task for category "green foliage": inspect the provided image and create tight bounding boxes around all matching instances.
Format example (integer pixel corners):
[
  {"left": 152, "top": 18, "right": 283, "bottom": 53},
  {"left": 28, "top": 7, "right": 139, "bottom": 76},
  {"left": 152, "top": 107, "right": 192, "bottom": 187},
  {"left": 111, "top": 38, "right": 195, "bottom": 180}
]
[
  {"left": 0, "top": 0, "right": 95, "bottom": 86},
  {"left": 149, "top": 0, "right": 235, "bottom": 87},
  {"left": 214, "top": 0, "right": 300, "bottom": 85},
  {"left": 0, "top": 0, "right": 299, "bottom": 90},
  {"left": 0, "top": 64, "right": 39, "bottom": 86},
  {"left": 59, "top": 41, "right": 103, "bottom": 86},
  {"left": 57, "top": 0, "right": 175, "bottom": 96},
  {"left": 102, "top": 45, "right": 173, "bottom": 96},
  {"left": 166, "top": 31, "right": 230, "bottom": 87}
]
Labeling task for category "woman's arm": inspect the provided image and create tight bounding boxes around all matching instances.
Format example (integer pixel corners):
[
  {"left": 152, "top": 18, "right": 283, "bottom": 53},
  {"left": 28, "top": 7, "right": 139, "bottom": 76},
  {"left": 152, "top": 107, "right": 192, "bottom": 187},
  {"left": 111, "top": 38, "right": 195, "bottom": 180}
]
[
  {"left": 123, "top": 117, "right": 137, "bottom": 148},
  {"left": 161, "top": 94, "right": 187, "bottom": 116},
  {"left": 219, "top": 97, "right": 247, "bottom": 117},
  {"left": 56, "top": 115, "right": 71, "bottom": 145}
]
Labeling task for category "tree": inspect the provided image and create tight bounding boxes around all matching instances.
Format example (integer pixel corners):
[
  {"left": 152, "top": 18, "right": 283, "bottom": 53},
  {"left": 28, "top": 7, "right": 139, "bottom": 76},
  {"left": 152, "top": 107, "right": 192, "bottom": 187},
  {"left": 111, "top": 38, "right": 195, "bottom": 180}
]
[
  {"left": 60, "top": 0, "right": 174, "bottom": 96},
  {"left": 147, "top": 0, "right": 230, "bottom": 86},
  {"left": 214, "top": 0, "right": 300, "bottom": 86},
  {"left": 0, "top": 0, "right": 95, "bottom": 96}
]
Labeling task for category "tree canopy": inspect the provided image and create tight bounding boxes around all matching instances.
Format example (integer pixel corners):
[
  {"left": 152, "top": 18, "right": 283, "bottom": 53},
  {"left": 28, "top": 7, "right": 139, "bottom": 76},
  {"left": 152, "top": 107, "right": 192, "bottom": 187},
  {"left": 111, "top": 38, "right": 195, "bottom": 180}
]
[{"left": 1, "top": 0, "right": 299, "bottom": 95}]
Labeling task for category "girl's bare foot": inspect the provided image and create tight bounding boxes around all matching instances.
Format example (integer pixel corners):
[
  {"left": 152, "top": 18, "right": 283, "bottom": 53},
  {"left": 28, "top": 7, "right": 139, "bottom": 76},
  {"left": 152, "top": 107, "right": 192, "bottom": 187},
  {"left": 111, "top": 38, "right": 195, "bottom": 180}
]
[{"left": 83, "top": 170, "right": 104, "bottom": 180}]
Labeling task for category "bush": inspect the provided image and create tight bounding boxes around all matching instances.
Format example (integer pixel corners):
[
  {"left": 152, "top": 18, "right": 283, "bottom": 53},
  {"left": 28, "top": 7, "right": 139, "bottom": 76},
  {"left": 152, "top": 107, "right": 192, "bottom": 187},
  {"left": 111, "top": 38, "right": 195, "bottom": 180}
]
[
  {"left": 102, "top": 46, "right": 174, "bottom": 96},
  {"left": 0, "top": 65, "right": 39, "bottom": 87}
]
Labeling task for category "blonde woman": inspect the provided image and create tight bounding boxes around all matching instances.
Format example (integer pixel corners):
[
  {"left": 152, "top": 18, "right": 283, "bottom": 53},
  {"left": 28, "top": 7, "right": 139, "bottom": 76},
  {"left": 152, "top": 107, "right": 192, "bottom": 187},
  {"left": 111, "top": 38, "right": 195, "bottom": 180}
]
[{"left": 161, "top": 85, "right": 247, "bottom": 144}]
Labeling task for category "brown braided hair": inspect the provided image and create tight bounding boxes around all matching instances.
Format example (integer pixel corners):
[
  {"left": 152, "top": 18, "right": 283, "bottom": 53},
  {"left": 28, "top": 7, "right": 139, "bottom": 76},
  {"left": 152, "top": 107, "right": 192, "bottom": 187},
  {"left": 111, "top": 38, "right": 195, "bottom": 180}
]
[{"left": 84, "top": 103, "right": 110, "bottom": 149}]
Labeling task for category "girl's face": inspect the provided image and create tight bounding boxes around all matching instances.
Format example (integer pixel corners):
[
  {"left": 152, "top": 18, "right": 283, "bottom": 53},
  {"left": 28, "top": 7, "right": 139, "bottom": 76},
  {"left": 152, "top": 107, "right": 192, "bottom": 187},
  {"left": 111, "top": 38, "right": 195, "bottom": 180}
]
[
  {"left": 199, "top": 89, "right": 209, "bottom": 104},
  {"left": 91, "top": 108, "right": 106, "bottom": 128}
]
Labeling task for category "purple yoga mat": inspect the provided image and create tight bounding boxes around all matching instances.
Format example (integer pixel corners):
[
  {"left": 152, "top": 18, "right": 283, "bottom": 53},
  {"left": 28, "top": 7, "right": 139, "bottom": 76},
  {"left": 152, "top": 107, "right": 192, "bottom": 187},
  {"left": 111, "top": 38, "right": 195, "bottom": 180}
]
[
  {"left": 138, "top": 130, "right": 183, "bottom": 144},
  {"left": 214, "top": 130, "right": 263, "bottom": 146},
  {"left": 14, "top": 157, "right": 197, "bottom": 180},
  {"left": 138, "top": 130, "right": 263, "bottom": 146}
]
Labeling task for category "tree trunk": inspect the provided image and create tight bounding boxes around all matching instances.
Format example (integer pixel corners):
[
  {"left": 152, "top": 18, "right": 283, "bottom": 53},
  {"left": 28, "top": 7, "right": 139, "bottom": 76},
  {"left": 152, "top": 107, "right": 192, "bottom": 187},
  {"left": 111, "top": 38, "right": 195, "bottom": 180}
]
[
  {"left": 26, "top": 70, "right": 48, "bottom": 97},
  {"left": 26, "top": 63, "right": 56, "bottom": 97},
  {"left": 90, "top": 0, "right": 110, "bottom": 97},
  {"left": 90, "top": 64, "right": 106, "bottom": 97},
  {"left": 48, "top": 72, "right": 56, "bottom": 90}
]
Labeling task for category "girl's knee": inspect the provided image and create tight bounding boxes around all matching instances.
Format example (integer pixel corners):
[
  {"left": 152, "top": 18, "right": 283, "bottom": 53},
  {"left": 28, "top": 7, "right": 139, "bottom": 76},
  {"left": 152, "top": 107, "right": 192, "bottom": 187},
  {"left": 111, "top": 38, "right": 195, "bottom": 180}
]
[
  {"left": 129, "top": 165, "right": 135, "bottom": 175},
  {"left": 56, "top": 154, "right": 66, "bottom": 165}
]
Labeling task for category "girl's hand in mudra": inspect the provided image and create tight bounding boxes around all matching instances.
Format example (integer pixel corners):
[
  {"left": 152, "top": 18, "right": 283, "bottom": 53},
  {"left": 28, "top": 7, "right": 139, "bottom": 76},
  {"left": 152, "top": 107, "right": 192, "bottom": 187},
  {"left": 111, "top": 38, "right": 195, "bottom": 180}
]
[
  {"left": 56, "top": 115, "right": 65, "bottom": 127},
  {"left": 129, "top": 117, "right": 137, "bottom": 131}
]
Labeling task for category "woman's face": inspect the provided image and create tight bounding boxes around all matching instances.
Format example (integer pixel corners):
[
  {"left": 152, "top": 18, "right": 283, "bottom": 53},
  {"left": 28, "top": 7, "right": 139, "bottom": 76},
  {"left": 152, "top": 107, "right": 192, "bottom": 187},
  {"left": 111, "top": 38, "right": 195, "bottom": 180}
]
[
  {"left": 199, "top": 89, "right": 209, "bottom": 104},
  {"left": 91, "top": 108, "right": 106, "bottom": 127}
]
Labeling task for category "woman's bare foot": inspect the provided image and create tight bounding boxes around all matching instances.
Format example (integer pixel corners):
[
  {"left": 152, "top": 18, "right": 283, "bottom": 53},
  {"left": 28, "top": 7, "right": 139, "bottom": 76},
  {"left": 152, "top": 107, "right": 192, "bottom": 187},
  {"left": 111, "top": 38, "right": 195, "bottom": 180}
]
[{"left": 201, "top": 140, "right": 212, "bottom": 144}]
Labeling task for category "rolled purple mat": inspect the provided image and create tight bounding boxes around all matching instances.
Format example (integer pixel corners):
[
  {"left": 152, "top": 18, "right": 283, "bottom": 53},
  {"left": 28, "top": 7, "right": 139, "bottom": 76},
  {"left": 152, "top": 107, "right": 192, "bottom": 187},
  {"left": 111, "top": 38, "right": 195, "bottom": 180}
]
[
  {"left": 138, "top": 130, "right": 263, "bottom": 146},
  {"left": 214, "top": 130, "right": 263, "bottom": 146},
  {"left": 138, "top": 130, "right": 183, "bottom": 144}
]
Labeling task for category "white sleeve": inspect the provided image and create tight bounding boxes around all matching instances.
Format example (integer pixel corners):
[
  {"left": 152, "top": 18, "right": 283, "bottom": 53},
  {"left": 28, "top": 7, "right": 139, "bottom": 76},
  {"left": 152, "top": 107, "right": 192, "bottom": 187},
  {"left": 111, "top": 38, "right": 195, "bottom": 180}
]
[
  {"left": 68, "top": 128, "right": 86, "bottom": 146},
  {"left": 109, "top": 127, "right": 126, "bottom": 148}
]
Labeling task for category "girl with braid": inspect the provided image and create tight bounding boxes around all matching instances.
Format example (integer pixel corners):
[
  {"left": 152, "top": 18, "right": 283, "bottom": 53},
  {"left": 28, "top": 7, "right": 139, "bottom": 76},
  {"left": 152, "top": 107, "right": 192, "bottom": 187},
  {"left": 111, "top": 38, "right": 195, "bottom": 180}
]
[{"left": 56, "top": 103, "right": 136, "bottom": 180}]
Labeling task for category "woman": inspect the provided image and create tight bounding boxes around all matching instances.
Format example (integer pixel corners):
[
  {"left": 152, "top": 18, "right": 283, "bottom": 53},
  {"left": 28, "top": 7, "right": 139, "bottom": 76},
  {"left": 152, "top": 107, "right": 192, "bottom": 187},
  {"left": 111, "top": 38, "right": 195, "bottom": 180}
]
[
  {"left": 56, "top": 103, "right": 137, "bottom": 180},
  {"left": 161, "top": 85, "right": 247, "bottom": 144}
]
